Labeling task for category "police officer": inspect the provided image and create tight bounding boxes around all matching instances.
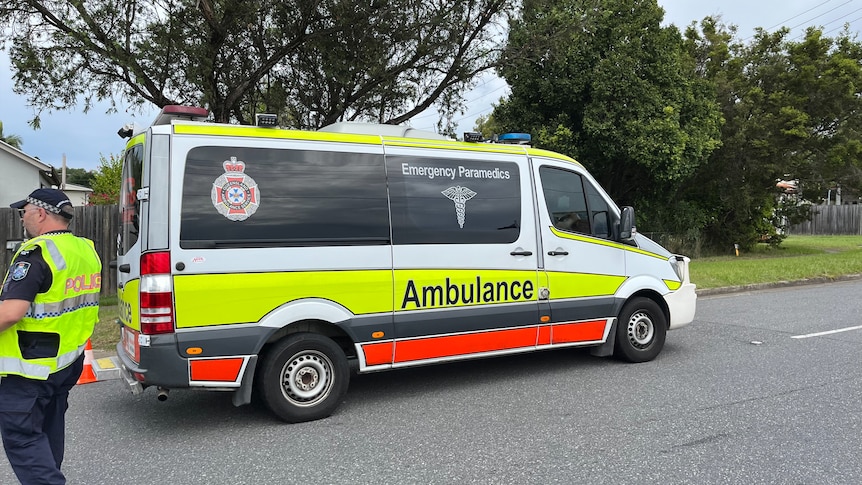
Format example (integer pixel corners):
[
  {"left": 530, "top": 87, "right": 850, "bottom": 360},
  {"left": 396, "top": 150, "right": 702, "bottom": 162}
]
[{"left": 0, "top": 188, "right": 102, "bottom": 484}]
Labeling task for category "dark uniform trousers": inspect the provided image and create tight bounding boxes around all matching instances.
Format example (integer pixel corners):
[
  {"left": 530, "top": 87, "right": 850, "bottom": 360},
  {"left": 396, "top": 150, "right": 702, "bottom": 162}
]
[{"left": 0, "top": 353, "right": 85, "bottom": 485}]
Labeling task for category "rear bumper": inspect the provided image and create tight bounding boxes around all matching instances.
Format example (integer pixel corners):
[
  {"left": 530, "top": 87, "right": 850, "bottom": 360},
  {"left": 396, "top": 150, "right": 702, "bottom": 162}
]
[
  {"left": 665, "top": 283, "right": 697, "bottom": 329},
  {"left": 115, "top": 335, "right": 192, "bottom": 388},
  {"left": 115, "top": 343, "right": 144, "bottom": 395}
]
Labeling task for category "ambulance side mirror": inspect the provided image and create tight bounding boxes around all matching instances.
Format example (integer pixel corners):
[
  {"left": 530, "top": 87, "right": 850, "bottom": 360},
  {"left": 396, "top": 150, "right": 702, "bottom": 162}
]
[{"left": 618, "top": 206, "right": 635, "bottom": 242}]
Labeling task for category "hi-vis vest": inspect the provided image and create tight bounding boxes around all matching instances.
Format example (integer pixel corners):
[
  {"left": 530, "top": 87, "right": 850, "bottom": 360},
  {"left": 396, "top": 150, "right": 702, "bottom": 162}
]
[{"left": 0, "top": 233, "right": 102, "bottom": 379}]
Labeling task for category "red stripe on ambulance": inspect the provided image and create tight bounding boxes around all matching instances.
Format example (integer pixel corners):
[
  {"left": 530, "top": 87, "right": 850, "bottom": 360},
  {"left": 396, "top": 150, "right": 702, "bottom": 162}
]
[
  {"left": 189, "top": 358, "right": 244, "bottom": 382},
  {"left": 366, "top": 319, "right": 610, "bottom": 365}
]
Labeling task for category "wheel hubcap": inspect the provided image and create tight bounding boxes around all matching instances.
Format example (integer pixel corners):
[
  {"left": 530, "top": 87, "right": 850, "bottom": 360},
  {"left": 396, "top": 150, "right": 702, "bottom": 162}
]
[
  {"left": 281, "top": 351, "right": 333, "bottom": 407},
  {"left": 626, "top": 311, "right": 654, "bottom": 349}
]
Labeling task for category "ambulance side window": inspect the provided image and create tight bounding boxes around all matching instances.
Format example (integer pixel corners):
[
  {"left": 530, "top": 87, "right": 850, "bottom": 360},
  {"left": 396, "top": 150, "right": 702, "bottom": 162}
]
[
  {"left": 586, "top": 182, "right": 611, "bottom": 239},
  {"left": 540, "top": 165, "right": 613, "bottom": 239},
  {"left": 180, "top": 146, "right": 390, "bottom": 247},
  {"left": 118, "top": 144, "right": 143, "bottom": 256},
  {"left": 387, "top": 156, "right": 521, "bottom": 245},
  {"left": 540, "top": 166, "right": 590, "bottom": 234}
]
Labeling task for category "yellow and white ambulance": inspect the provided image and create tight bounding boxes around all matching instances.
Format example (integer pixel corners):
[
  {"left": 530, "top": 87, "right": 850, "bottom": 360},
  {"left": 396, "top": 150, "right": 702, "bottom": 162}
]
[{"left": 115, "top": 106, "right": 696, "bottom": 422}]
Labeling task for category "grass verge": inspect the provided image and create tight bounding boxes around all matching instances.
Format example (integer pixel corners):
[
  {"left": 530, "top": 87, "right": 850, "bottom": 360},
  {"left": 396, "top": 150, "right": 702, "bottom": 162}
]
[
  {"left": 690, "top": 235, "right": 862, "bottom": 289},
  {"left": 89, "top": 235, "right": 862, "bottom": 350},
  {"left": 93, "top": 295, "right": 120, "bottom": 352}
]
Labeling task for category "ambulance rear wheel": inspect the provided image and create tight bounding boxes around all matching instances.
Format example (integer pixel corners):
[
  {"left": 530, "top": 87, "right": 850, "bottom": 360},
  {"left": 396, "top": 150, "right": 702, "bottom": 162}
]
[
  {"left": 258, "top": 333, "right": 349, "bottom": 423},
  {"left": 614, "top": 297, "right": 666, "bottom": 363}
]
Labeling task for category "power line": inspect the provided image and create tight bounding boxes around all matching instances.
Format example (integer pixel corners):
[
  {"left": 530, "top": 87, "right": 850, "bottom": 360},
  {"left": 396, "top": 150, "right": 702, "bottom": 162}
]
[
  {"left": 765, "top": 0, "right": 837, "bottom": 31},
  {"left": 787, "top": 0, "right": 855, "bottom": 31},
  {"left": 744, "top": 0, "right": 857, "bottom": 41},
  {"left": 823, "top": 13, "right": 862, "bottom": 35},
  {"left": 410, "top": 76, "right": 510, "bottom": 128}
]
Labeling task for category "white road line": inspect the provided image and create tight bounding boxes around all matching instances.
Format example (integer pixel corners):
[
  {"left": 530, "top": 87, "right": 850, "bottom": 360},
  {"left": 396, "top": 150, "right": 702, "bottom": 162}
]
[{"left": 791, "top": 325, "right": 862, "bottom": 339}]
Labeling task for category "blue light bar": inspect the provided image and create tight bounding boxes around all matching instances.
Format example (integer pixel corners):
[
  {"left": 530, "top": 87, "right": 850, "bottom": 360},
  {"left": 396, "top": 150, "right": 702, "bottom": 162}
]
[{"left": 497, "top": 133, "right": 531, "bottom": 144}]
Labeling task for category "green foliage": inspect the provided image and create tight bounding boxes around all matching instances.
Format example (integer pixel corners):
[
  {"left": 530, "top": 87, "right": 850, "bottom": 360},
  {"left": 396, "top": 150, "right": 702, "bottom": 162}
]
[
  {"left": 0, "top": 121, "right": 23, "bottom": 149},
  {"left": 682, "top": 22, "right": 862, "bottom": 252},
  {"left": 472, "top": 113, "right": 506, "bottom": 140},
  {"left": 494, "top": 0, "right": 725, "bottom": 256},
  {"left": 63, "top": 168, "right": 94, "bottom": 188},
  {"left": 0, "top": 0, "right": 512, "bottom": 130},
  {"left": 493, "top": 4, "right": 862, "bottom": 254},
  {"left": 495, "top": 0, "right": 722, "bottom": 230},
  {"left": 89, "top": 154, "right": 122, "bottom": 205}
]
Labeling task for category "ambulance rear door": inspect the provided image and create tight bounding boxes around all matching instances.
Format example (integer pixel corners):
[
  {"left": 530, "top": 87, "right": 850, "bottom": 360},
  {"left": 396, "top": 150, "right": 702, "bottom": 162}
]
[{"left": 116, "top": 134, "right": 146, "bottom": 362}]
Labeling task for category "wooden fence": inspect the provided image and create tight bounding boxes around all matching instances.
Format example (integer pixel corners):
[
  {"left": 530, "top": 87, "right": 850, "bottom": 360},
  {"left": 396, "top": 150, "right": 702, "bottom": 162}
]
[
  {"left": 788, "top": 204, "right": 862, "bottom": 235},
  {"left": 1, "top": 205, "right": 119, "bottom": 295}
]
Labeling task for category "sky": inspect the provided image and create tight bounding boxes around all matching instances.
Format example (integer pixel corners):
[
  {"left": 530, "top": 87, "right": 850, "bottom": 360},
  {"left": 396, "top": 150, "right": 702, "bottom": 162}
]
[{"left": 2, "top": 0, "right": 862, "bottom": 171}]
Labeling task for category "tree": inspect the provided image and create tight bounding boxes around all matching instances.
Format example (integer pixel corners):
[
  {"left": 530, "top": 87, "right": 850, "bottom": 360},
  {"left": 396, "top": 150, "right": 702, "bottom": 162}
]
[
  {"left": 0, "top": 121, "right": 23, "bottom": 149},
  {"left": 0, "top": 0, "right": 512, "bottom": 130},
  {"left": 89, "top": 154, "right": 122, "bottom": 205},
  {"left": 63, "top": 167, "right": 94, "bottom": 188},
  {"left": 473, "top": 112, "right": 506, "bottom": 139},
  {"left": 493, "top": 0, "right": 722, "bottom": 251},
  {"left": 683, "top": 21, "right": 862, "bottom": 250}
]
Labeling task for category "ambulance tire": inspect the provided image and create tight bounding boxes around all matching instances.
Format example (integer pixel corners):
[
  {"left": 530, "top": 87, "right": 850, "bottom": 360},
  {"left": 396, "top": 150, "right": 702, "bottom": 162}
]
[
  {"left": 257, "top": 333, "right": 349, "bottom": 423},
  {"left": 614, "top": 297, "right": 666, "bottom": 363}
]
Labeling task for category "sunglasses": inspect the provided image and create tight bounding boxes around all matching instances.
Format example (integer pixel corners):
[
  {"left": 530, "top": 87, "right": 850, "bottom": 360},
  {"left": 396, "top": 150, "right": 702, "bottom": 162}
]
[{"left": 17, "top": 208, "right": 41, "bottom": 217}]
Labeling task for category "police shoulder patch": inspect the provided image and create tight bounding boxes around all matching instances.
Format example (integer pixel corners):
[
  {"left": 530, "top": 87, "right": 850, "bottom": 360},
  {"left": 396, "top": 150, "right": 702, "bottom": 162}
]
[{"left": 11, "top": 262, "right": 31, "bottom": 281}]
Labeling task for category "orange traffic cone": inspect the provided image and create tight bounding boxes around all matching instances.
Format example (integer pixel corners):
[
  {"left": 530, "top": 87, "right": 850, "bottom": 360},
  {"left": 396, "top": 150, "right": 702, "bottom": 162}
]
[{"left": 77, "top": 339, "right": 97, "bottom": 385}]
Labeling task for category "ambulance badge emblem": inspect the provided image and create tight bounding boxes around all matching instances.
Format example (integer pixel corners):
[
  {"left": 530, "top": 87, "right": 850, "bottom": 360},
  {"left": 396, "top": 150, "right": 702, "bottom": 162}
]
[
  {"left": 212, "top": 157, "right": 260, "bottom": 221},
  {"left": 441, "top": 186, "right": 476, "bottom": 228}
]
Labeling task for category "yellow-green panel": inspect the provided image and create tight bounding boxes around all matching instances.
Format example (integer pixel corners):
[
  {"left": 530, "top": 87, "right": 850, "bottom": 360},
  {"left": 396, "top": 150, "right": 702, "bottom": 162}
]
[
  {"left": 525, "top": 148, "right": 584, "bottom": 167},
  {"left": 125, "top": 134, "right": 145, "bottom": 152},
  {"left": 172, "top": 123, "right": 381, "bottom": 145},
  {"left": 546, "top": 272, "right": 626, "bottom": 299},
  {"left": 117, "top": 279, "right": 140, "bottom": 331},
  {"left": 549, "top": 226, "right": 668, "bottom": 260},
  {"left": 664, "top": 279, "right": 682, "bottom": 291},
  {"left": 173, "top": 270, "right": 393, "bottom": 328},
  {"left": 394, "top": 269, "right": 539, "bottom": 311}
]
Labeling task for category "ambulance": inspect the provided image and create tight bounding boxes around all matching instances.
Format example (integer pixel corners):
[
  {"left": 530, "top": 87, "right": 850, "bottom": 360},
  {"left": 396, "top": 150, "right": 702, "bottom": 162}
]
[{"left": 114, "top": 106, "right": 696, "bottom": 423}]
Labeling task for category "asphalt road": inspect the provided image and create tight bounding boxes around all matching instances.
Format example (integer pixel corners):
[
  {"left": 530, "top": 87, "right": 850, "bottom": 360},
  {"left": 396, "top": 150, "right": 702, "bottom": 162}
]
[{"left": 1, "top": 280, "right": 861, "bottom": 484}]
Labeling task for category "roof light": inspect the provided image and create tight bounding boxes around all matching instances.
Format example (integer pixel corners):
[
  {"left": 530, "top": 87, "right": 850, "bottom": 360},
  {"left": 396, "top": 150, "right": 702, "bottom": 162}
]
[
  {"left": 117, "top": 123, "right": 136, "bottom": 139},
  {"left": 153, "top": 105, "right": 209, "bottom": 126},
  {"left": 255, "top": 113, "right": 278, "bottom": 127},
  {"left": 496, "top": 133, "right": 532, "bottom": 145},
  {"left": 463, "top": 132, "right": 484, "bottom": 143}
]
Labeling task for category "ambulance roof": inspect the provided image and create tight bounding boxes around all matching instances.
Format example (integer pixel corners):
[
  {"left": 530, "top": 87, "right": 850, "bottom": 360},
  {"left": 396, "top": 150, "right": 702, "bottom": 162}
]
[{"left": 318, "top": 122, "right": 450, "bottom": 140}]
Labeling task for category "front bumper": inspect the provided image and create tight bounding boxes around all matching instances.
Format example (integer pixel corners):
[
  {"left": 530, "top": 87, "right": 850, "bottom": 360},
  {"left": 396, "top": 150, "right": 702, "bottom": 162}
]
[{"left": 665, "top": 283, "right": 697, "bottom": 329}]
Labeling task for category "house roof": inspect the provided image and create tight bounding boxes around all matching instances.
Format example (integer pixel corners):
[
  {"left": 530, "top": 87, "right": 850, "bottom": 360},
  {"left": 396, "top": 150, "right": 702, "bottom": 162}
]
[
  {"left": 0, "top": 139, "right": 61, "bottom": 186},
  {"left": 62, "top": 182, "right": 94, "bottom": 193}
]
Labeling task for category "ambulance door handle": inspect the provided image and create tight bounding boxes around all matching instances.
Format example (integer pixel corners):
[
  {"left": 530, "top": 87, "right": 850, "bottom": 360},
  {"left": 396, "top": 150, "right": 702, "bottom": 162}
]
[
  {"left": 510, "top": 250, "right": 533, "bottom": 256},
  {"left": 118, "top": 263, "right": 131, "bottom": 273},
  {"left": 547, "top": 250, "right": 569, "bottom": 256}
]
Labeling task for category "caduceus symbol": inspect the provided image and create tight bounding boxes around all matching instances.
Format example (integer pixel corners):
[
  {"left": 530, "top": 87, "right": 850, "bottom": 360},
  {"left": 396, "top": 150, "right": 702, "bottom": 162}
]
[{"left": 441, "top": 186, "right": 477, "bottom": 228}]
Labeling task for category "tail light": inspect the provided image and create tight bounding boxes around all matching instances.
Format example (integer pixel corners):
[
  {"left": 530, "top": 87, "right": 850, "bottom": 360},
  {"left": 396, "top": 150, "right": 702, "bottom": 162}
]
[{"left": 140, "top": 251, "right": 175, "bottom": 334}]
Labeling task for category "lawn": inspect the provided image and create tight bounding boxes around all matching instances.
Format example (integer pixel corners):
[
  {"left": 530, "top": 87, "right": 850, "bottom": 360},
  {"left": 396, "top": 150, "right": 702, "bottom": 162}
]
[
  {"left": 89, "top": 235, "right": 862, "bottom": 350},
  {"left": 689, "top": 235, "right": 862, "bottom": 289},
  {"left": 93, "top": 295, "right": 120, "bottom": 351}
]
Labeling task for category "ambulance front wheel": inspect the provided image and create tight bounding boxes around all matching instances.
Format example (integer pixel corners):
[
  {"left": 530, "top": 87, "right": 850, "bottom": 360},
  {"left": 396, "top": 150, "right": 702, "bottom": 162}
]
[
  {"left": 257, "top": 333, "right": 349, "bottom": 423},
  {"left": 614, "top": 297, "right": 667, "bottom": 363}
]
